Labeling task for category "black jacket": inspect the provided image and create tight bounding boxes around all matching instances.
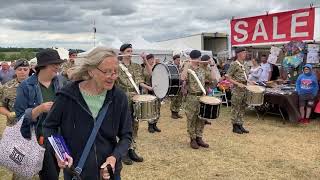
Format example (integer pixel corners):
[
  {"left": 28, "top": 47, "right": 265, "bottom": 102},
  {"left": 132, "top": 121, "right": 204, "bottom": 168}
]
[{"left": 43, "top": 81, "right": 132, "bottom": 180}]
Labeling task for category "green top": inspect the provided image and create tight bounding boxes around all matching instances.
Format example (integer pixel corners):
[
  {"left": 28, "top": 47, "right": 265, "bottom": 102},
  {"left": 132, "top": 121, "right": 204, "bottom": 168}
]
[
  {"left": 80, "top": 88, "right": 107, "bottom": 119},
  {"left": 40, "top": 83, "right": 55, "bottom": 103}
]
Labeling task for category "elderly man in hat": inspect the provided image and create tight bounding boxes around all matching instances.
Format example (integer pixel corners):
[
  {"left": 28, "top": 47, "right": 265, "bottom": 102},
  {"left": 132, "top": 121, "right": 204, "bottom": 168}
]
[
  {"left": 181, "top": 50, "right": 215, "bottom": 149},
  {"left": 226, "top": 48, "right": 250, "bottom": 134},
  {"left": 116, "top": 43, "right": 148, "bottom": 165},
  {"left": 0, "top": 59, "right": 31, "bottom": 179},
  {"left": 14, "top": 49, "right": 66, "bottom": 179}
]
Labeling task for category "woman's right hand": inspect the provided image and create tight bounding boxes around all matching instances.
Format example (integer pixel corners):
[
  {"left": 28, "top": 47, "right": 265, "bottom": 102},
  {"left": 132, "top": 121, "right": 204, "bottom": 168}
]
[
  {"left": 41, "top": 102, "right": 54, "bottom": 113},
  {"left": 56, "top": 153, "right": 73, "bottom": 169}
]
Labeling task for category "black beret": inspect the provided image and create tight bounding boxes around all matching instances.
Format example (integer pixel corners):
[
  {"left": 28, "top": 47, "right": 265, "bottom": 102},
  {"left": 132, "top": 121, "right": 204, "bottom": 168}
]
[
  {"left": 120, "top": 43, "right": 132, "bottom": 52},
  {"left": 14, "top": 59, "right": 29, "bottom": 70},
  {"left": 173, "top": 54, "right": 180, "bottom": 60},
  {"left": 146, "top": 54, "right": 154, "bottom": 60},
  {"left": 201, "top": 55, "right": 211, "bottom": 61},
  {"left": 235, "top": 47, "right": 246, "bottom": 54},
  {"left": 68, "top": 50, "right": 77, "bottom": 56},
  {"left": 189, "top": 50, "right": 201, "bottom": 59}
]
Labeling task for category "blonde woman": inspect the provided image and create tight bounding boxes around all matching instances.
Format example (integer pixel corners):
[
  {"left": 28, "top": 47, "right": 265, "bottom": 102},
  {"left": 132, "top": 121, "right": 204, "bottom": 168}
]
[{"left": 43, "top": 47, "right": 132, "bottom": 180}]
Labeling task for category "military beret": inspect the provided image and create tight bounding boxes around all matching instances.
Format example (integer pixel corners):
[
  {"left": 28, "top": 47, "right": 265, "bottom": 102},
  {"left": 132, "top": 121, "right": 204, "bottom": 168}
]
[
  {"left": 189, "top": 50, "right": 201, "bottom": 59},
  {"left": 68, "top": 50, "right": 77, "bottom": 56},
  {"left": 14, "top": 59, "right": 29, "bottom": 70},
  {"left": 120, "top": 43, "right": 132, "bottom": 52},
  {"left": 235, "top": 47, "right": 246, "bottom": 54},
  {"left": 201, "top": 55, "right": 211, "bottom": 61}
]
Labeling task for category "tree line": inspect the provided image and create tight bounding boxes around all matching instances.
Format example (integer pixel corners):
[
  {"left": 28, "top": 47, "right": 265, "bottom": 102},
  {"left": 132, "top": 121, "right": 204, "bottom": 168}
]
[{"left": 0, "top": 48, "right": 84, "bottom": 61}]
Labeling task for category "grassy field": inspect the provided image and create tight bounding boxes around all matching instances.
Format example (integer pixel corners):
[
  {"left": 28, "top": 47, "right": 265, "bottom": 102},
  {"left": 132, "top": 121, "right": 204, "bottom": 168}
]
[{"left": 0, "top": 102, "right": 319, "bottom": 180}]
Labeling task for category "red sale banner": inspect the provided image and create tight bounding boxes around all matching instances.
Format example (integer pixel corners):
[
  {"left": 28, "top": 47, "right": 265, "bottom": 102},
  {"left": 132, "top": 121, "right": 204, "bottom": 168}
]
[{"left": 231, "top": 8, "right": 315, "bottom": 46}]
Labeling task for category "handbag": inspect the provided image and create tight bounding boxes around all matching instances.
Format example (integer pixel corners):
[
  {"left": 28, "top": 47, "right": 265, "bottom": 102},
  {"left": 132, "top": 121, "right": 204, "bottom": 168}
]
[{"left": 0, "top": 115, "right": 45, "bottom": 178}]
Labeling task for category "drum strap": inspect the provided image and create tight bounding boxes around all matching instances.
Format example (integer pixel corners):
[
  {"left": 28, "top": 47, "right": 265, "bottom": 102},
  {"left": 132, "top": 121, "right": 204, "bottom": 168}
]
[
  {"left": 187, "top": 69, "right": 206, "bottom": 95},
  {"left": 235, "top": 60, "right": 248, "bottom": 81},
  {"left": 119, "top": 63, "right": 140, "bottom": 95}
]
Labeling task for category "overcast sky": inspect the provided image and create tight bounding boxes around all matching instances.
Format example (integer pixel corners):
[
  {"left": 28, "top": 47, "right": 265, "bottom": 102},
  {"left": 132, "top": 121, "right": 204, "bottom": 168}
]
[{"left": 0, "top": 0, "right": 317, "bottom": 50}]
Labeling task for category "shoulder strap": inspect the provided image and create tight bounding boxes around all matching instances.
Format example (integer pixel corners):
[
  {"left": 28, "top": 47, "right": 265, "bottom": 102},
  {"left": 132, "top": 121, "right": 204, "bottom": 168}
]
[{"left": 74, "top": 101, "right": 111, "bottom": 177}]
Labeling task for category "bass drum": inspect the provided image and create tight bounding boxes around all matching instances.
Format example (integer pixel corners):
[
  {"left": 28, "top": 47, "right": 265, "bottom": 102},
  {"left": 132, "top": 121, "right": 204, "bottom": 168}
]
[{"left": 152, "top": 63, "right": 181, "bottom": 99}]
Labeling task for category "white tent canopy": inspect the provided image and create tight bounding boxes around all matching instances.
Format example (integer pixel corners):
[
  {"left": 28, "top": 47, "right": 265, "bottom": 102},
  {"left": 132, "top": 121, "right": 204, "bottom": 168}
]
[{"left": 110, "top": 36, "right": 173, "bottom": 64}]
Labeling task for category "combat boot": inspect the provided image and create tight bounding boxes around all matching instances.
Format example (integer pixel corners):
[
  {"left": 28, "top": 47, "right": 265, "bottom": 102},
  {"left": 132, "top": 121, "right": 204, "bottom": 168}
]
[
  {"left": 204, "top": 120, "right": 212, "bottom": 125},
  {"left": 153, "top": 123, "right": 161, "bottom": 132},
  {"left": 232, "top": 124, "right": 243, "bottom": 134},
  {"left": 196, "top": 137, "right": 209, "bottom": 148},
  {"left": 239, "top": 124, "right": 249, "bottom": 133},
  {"left": 171, "top": 111, "right": 179, "bottom": 119},
  {"left": 190, "top": 138, "right": 199, "bottom": 149},
  {"left": 148, "top": 123, "right": 155, "bottom": 133},
  {"left": 122, "top": 152, "right": 133, "bottom": 165},
  {"left": 128, "top": 149, "right": 144, "bottom": 162}
]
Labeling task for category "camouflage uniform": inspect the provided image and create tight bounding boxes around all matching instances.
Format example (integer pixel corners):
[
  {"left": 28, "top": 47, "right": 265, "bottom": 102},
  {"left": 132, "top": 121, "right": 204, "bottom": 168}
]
[
  {"left": 185, "top": 66, "right": 213, "bottom": 139},
  {"left": 116, "top": 62, "right": 144, "bottom": 149},
  {"left": 60, "top": 60, "right": 74, "bottom": 78},
  {"left": 0, "top": 78, "right": 19, "bottom": 126},
  {"left": 200, "top": 65, "right": 217, "bottom": 91},
  {"left": 227, "top": 60, "right": 247, "bottom": 125},
  {"left": 170, "top": 93, "right": 183, "bottom": 112},
  {"left": 170, "top": 65, "right": 183, "bottom": 113},
  {"left": 142, "top": 68, "right": 160, "bottom": 124}
]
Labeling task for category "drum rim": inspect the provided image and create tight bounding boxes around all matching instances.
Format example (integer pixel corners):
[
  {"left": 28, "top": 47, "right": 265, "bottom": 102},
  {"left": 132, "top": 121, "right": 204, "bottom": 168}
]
[
  {"left": 197, "top": 115, "right": 217, "bottom": 121},
  {"left": 152, "top": 63, "right": 181, "bottom": 99},
  {"left": 132, "top": 94, "right": 157, "bottom": 102},
  {"left": 199, "top": 96, "right": 222, "bottom": 105},
  {"left": 246, "top": 85, "right": 265, "bottom": 92}
]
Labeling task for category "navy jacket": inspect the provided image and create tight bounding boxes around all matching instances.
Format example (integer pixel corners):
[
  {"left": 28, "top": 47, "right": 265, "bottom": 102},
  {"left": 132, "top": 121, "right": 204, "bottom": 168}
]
[
  {"left": 43, "top": 81, "right": 132, "bottom": 179},
  {"left": 14, "top": 74, "right": 65, "bottom": 139}
]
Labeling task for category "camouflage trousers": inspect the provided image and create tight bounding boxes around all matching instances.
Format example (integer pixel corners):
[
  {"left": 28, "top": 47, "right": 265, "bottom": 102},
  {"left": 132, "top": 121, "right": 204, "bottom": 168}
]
[
  {"left": 147, "top": 99, "right": 161, "bottom": 124},
  {"left": 170, "top": 93, "right": 183, "bottom": 113},
  {"left": 185, "top": 95, "right": 205, "bottom": 139},
  {"left": 231, "top": 88, "right": 247, "bottom": 125},
  {"left": 126, "top": 93, "right": 139, "bottom": 150}
]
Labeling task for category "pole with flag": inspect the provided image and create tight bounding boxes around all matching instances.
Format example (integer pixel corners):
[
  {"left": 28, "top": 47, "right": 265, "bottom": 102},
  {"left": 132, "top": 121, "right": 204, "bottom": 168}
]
[{"left": 93, "top": 20, "right": 96, "bottom": 47}]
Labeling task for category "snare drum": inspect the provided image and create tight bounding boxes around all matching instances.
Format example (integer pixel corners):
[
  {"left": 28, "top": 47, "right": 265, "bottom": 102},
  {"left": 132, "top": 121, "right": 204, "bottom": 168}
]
[
  {"left": 246, "top": 85, "right": 265, "bottom": 106},
  {"left": 152, "top": 63, "right": 181, "bottom": 99},
  {"left": 132, "top": 95, "right": 158, "bottom": 121},
  {"left": 198, "top": 96, "right": 221, "bottom": 121}
]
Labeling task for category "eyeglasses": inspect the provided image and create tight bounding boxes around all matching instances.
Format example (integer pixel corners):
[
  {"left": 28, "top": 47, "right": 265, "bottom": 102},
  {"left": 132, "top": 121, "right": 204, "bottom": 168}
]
[{"left": 96, "top": 67, "right": 119, "bottom": 77}]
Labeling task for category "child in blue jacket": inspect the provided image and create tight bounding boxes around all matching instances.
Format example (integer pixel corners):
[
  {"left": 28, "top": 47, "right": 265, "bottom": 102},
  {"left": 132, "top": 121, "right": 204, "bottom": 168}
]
[{"left": 296, "top": 64, "right": 319, "bottom": 124}]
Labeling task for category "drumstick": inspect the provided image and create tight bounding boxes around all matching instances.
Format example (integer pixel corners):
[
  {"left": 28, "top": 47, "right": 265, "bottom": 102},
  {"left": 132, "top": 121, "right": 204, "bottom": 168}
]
[
  {"left": 119, "top": 63, "right": 141, "bottom": 95},
  {"left": 187, "top": 69, "right": 206, "bottom": 95}
]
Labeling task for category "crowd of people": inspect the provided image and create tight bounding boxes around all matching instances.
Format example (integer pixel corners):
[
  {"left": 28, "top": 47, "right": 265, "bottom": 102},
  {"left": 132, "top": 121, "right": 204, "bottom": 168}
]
[{"left": 0, "top": 44, "right": 318, "bottom": 180}]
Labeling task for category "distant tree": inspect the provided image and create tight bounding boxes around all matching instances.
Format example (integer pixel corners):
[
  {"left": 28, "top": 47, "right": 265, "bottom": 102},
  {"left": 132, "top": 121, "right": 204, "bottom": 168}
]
[
  {"left": 7, "top": 53, "right": 21, "bottom": 61},
  {"left": 0, "top": 53, "right": 6, "bottom": 61},
  {"left": 20, "top": 49, "right": 35, "bottom": 60}
]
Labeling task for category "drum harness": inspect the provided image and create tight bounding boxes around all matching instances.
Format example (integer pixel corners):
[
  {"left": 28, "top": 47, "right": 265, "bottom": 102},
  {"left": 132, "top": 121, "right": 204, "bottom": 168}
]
[
  {"left": 119, "top": 63, "right": 141, "bottom": 95},
  {"left": 235, "top": 60, "right": 248, "bottom": 82},
  {"left": 187, "top": 69, "right": 206, "bottom": 95}
]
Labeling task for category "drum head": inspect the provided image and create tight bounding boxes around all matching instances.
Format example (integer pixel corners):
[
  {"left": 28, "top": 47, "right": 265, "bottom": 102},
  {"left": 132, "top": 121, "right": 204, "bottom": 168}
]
[
  {"left": 199, "top": 96, "right": 221, "bottom": 105},
  {"left": 132, "top": 95, "right": 156, "bottom": 102},
  {"left": 246, "top": 85, "right": 265, "bottom": 93},
  {"left": 152, "top": 63, "right": 169, "bottom": 99}
]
